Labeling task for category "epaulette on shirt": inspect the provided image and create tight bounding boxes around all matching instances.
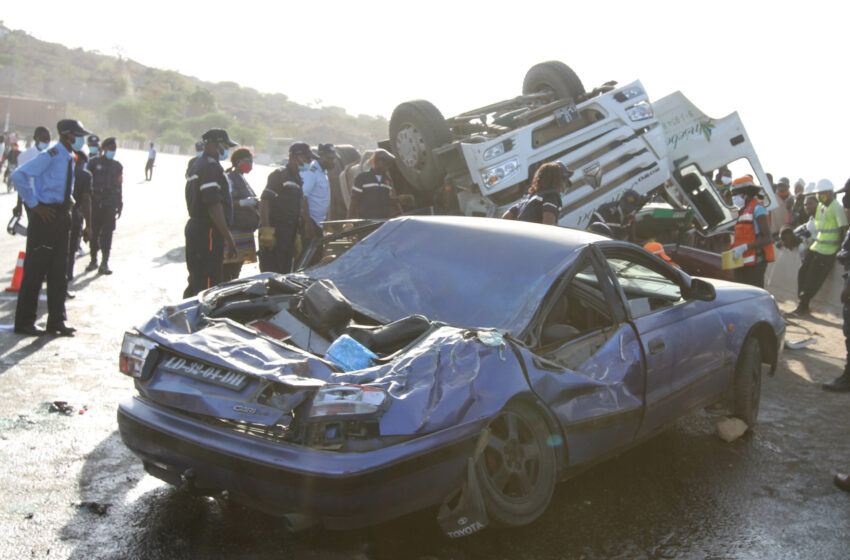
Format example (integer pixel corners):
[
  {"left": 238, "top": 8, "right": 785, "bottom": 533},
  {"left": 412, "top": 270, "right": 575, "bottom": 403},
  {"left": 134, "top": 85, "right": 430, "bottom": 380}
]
[{"left": 47, "top": 147, "right": 59, "bottom": 156}]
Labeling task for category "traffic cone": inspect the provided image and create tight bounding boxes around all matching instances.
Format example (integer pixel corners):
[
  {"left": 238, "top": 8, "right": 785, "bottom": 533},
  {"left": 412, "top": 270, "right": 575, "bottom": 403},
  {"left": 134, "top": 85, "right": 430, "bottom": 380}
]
[{"left": 5, "top": 251, "right": 25, "bottom": 292}]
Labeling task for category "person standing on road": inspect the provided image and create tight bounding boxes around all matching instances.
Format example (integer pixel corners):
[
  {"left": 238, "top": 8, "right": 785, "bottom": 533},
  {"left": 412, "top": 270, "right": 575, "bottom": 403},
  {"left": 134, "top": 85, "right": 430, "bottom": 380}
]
[
  {"left": 823, "top": 182, "right": 850, "bottom": 393},
  {"left": 86, "top": 135, "right": 100, "bottom": 159},
  {"left": 792, "top": 179, "right": 848, "bottom": 316},
  {"left": 10, "top": 118, "right": 91, "bottom": 336},
  {"left": 13, "top": 126, "right": 52, "bottom": 219},
  {"left": 67, "top": 150, "right": 93, "bottom": 293},
  {"left": 186, "top": 140, "right": 204, "bottom": 178},
  {"left": 145, "top": 142, "right": 156, "bottom": 181},
  {"left": 348, "top": 149, "right": 402, "bottom": 220},
  {"left": 728, "top": 176, "right": 775, "bottom": 288},
  {"left": 85, "top": 137, "right": 123, "bottom": 275},
  {"left": 300, "top": 143, "right": 334, "bottom": 246},
  {"left": 2, "top": 143, "right": 21, "bottom": 191},
  {"left": 222, "top": 147, "right": 259, "bottom": 281},
  {"left": 502, "top": 162, "right": 571, "bottom": 224},
  {"left": 257, "top": 142, "right": 308, "bottom": 274},
  {"left": 183, "top": 128, "right": 237, "bottom": 298}
]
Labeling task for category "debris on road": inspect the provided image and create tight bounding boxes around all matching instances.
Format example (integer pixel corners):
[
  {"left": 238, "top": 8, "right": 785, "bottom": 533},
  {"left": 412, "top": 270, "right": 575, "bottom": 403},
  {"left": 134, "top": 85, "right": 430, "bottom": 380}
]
[
  {"left": 48, "top": 401, "right": 76, "bottom": 415},
  {"left": 785, "top": 338, "right": 817, "bottom": 350},
  {"left": 716, "top": 417, "right": 749, "bottom": 442},
  {"left": 74, "top": 501, "right": 110, "bottom": 515}
]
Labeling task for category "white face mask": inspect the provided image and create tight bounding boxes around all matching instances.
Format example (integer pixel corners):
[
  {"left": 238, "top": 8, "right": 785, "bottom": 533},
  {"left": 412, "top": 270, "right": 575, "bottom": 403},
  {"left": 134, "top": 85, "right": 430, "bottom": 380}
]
[
  {"left": 733, "top": 195, "right": 745, "bottom": 208},
  {"left": 721, "top": 176, "right": 732, "bottom": 186}
]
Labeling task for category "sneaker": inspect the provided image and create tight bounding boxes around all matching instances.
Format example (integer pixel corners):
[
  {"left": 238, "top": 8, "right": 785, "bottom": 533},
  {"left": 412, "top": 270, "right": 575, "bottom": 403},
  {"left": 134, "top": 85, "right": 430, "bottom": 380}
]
[
  {"left": 85, "top": 261, "right": 98, "bottom": 272},
  {"left": 98, "top": 264, "right": 112, "bottom": 275}
]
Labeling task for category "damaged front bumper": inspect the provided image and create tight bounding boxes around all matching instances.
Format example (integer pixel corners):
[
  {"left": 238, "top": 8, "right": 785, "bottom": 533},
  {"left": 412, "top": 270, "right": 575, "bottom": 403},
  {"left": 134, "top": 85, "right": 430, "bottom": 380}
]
[{"left": 117, "top": 395, "right": 485, "bottom": 529}]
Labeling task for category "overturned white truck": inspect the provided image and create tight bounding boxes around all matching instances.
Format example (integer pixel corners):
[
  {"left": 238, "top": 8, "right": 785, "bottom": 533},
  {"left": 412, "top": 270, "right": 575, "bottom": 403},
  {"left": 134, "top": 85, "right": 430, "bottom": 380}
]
[{"left": 338, "top": 61, "right": 777, "bottom": 236}]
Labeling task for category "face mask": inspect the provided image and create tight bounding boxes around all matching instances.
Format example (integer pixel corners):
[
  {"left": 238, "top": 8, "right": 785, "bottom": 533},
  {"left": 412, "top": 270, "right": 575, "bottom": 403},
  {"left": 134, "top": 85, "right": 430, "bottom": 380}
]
[
  {"left": 105, "top": 150, "right": 116, "bottom": 160},
  {"left": 218, "top": 149, "right": 230, "bottom": 162},
  {"left": 733, "top": 195, "right": 745, "bottom": 208},
  {"left": 196, "top": 151, "right": 203, "bottom": 157},
  {"left": 37, "top": 141, "right": 49, "bottom": 151},
  {"left": 238, "top": 163, "right": 253, "bottom": 174},
  {"left": 89, "top": 146, "right": 99, "bottom": 156},
  {"left": 721, "top": 176, "right": 732, "bottom": 186},
  {"left": 72, "top": 137, "right": 85, "bottom": 150},
  {"left": 298, "top": 163, "right": 311, "bottom": 172}
]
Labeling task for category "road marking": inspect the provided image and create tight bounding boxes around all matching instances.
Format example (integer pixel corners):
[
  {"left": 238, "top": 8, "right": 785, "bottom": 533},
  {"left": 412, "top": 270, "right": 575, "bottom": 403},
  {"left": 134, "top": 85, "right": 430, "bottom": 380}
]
[{"left": 0, "top": 295, "right": 47, "bottom": 301}]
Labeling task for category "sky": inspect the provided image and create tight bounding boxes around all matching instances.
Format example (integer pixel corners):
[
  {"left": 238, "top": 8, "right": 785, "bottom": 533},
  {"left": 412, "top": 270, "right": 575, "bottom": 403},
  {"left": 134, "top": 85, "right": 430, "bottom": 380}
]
[{"left": 2, "top": 0, "right": 848, "bottom": 186}]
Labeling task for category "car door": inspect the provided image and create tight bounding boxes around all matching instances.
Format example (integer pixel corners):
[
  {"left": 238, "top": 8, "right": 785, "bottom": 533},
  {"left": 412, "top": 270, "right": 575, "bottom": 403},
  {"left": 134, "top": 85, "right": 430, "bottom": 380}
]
[
  {"left": 596, "top": 244, "right": 731, "bottom": 437},
  {"left": 522, "top": 249, "right": 646, "bottom": 466}
]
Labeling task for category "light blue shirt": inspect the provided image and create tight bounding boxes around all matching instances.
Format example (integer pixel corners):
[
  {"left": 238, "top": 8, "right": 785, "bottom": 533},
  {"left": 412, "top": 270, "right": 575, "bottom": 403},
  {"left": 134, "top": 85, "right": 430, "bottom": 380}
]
[
  {"left": 752, "top": 203, "right": 767, "bottom": 235},
  {"left": 301, "top": 160, "right": 331, "bottom": 228},
  {"left": 11, "top": 142, "right": 75, "bottom": 209}
]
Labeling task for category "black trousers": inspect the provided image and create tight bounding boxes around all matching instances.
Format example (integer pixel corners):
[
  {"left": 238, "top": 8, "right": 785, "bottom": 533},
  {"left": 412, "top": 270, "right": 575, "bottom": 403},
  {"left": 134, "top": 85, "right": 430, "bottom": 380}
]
[
  {"left": 797, "top": 250, "right": 836, "bottom": 308},
  {"left": 145, "top": 159, "right": 154, "bottom": 180},
  {"left": 15, "top": 205, "right": 70, "bottom": 329},
  {"left": 844, "top": 302, "right": 850, "bottom": 370},
  {"left": 733, "top": 260, "right": 768, "bottom": 288},
  {"left": 184, "top": 220, "right": 224, "bottom": 299},
  {"left": 258, "top": 223, "right": 297, "bottom": 274},
  {"left": 67, "top": 206, "right": 83, "bottom": 280},
  {"left": 90, "top": 204, "right": 117, "bottom": 265}
]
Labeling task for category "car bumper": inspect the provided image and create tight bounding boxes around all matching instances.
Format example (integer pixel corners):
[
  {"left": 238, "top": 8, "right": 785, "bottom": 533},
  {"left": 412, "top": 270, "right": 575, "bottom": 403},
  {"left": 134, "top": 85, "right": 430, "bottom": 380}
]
[{"left": 117, "top": 396, "right": 483, "bottom": 529}]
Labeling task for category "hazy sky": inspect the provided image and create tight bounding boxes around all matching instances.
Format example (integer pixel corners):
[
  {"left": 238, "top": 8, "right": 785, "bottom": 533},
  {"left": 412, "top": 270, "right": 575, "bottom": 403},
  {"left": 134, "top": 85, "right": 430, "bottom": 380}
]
[{"left": 3, "top": 0, "right": 848, "bottom": 186}]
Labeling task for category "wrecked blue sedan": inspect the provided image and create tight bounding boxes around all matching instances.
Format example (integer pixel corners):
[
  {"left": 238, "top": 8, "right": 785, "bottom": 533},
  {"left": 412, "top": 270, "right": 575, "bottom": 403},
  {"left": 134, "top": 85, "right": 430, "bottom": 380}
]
[{"left": 117, "top": 216, "right": 784, "bottom": 537}]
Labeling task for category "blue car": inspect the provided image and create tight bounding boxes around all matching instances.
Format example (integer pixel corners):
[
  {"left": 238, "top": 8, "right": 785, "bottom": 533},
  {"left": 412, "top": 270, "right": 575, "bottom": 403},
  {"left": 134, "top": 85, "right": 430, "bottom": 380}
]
[{"left": 117, "top": 216, "right": 784, "bottom": 537}]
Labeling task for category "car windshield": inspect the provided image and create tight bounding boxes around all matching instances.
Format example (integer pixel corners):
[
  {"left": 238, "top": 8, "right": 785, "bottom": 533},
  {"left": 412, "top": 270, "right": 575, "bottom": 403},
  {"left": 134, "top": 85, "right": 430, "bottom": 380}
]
[{"left": 301, "top": 216, "right": 587, "bottom": 336}]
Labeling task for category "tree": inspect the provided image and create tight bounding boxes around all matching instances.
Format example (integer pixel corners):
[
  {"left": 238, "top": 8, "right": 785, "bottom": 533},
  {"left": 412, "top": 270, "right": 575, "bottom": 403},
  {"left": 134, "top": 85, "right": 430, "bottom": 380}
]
[{"left": 187, "top": 87, "right": 215, "bottom": 117}]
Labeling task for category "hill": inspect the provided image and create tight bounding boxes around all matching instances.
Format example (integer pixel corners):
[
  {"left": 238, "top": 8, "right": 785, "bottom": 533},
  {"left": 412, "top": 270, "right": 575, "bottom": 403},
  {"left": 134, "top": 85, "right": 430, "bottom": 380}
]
[{"left": 0, "top": 23, "right": 388, "bottom": 157}]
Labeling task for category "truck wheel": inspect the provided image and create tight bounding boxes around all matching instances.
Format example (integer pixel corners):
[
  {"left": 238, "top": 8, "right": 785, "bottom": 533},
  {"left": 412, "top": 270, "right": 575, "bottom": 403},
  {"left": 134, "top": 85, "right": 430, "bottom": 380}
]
[
  {"left": 475, "top": 402, "right": 556, "bottom": 527},
  {"left": 522, "top": 61, "right": 585, "bottom": 102},
  {"left": 733, "top": 336, "right": 762, "bottom": 426},
  {"left": 389, "top": 100, "right": 453, "bottom": 193}
]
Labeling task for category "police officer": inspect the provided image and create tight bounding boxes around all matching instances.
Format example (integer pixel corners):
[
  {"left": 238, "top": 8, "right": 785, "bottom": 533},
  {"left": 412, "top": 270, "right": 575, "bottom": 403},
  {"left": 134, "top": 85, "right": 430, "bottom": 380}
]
[
  {"left": 183, "top": 128, "right": 237, "bottom": 298},
  {"left": 257, "top": 142, "right": 309, "bottom": 274},
  {"left": 349, "top": 149, "right": 402, "bottom": 219},
  {"left": 67, "top": 151, "right": 93, "bottom": 289},
  {"left": 10, "top": 118, "right": 91, "bottom": 336},
  {"left": 86, "top": 135, "right": 100, "bottom": 158},
  {"left": 503, "top": 162, "right": 571, "bottom": 224},
  {"left": 85, "top": 137, "right": 123, "bottom": 275},
  {"left": 186, "top": 140, "right": 204, "bottom": 178},
  {"left": 590, "top": 188, "right": 646, "bottom": 241}
]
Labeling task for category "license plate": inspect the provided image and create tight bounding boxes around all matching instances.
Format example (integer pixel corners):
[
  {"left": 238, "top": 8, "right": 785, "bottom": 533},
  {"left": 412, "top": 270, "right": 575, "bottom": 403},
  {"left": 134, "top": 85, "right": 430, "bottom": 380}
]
[
  {"left": 555, "top": 103, "right": 579, "bottom": 125},
  {"left": 159, "top": 355, "right": 248, "bottom": 390}
]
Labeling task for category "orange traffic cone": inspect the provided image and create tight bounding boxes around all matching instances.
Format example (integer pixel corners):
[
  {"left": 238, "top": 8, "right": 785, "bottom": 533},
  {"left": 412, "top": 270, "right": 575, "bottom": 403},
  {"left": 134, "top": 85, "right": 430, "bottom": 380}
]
[{"left": 5, "top": 251, "right": 25, "bottom": 292}]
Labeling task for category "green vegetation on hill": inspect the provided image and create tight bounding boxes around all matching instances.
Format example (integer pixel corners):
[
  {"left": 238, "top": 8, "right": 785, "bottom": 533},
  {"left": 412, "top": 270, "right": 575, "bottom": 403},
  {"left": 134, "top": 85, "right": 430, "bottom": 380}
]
[{"left": 0, "top": 23, "right": 388, "bottom": 155}]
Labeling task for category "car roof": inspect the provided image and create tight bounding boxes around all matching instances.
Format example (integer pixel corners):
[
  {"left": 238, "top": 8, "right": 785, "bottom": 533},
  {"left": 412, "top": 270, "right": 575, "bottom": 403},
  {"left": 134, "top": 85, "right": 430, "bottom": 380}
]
[{"left": 306, "top": 216, "right": 601, "bottom": 335}]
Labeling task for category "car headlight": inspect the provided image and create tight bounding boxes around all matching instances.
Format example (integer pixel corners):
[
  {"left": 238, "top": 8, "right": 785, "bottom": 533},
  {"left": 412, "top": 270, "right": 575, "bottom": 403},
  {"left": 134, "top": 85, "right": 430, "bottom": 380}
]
[
  {"left": 614, "top": 86, "right": 644, "bottom": 102},
  {"left": 626, "top": 101, "right": 654, "bottom": 122},
  {"left": 308, "top": 384, "right": 389, "bottom": 418},
  {"left": 119, "top": 332, "right": 158, "bottom": 378},
  {"left": 481, "top": 158, "right": 520, "bottom": 186}
]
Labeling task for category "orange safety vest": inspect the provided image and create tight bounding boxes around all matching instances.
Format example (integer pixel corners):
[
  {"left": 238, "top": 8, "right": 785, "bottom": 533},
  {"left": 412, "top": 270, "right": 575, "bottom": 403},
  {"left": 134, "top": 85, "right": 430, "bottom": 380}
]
[{"left": 731, "top": 198, "right": 775, "bottom": 265}]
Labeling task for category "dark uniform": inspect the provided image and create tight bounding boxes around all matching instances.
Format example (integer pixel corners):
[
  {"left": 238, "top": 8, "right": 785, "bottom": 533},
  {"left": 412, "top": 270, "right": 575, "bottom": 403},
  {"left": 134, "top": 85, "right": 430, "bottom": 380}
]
[
  {"left": 259, "top": 163, "right": 302, "bottom": 274},
  {"left": 87, "top": 155, "right": 123, "bottom": 270},
  {"left": 10, "top": 119, "right": 89, "bottom": 335},
  {"left": 351, "top": 170, "right": 395, "bottom": 219},
  {"left": 183, "top": 154, "right": 233, "bottom": 298},
  {"left": 68, "top": 158, "right": 92, "bottom": 280},
  {"left": 508, "top": 188, "right": 562, "bottom": 223}
]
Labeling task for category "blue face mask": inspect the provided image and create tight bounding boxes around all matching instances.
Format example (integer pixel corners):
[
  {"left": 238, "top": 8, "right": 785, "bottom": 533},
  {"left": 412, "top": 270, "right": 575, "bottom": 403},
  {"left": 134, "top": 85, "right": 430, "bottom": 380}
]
[
  {"left": 37, "top": 141, "right": 49, "bottom": 151},
  {"left": 72, "top": 136, "right": 85, "bottom": 150},
  {"left": 218, "top": 149, "right": 230, "bottom": 162},
  {"left": 105, "top": 150, "right": 116, "bottom": 160},
  {"left": 196, "top": 151, "right": 203, "bottom": 157},
  {"left": 89, "top": 146, "right": 99, "bottom": 156},
  {"left": 298, "top": 163, "right": 311, "bottom": 172}
]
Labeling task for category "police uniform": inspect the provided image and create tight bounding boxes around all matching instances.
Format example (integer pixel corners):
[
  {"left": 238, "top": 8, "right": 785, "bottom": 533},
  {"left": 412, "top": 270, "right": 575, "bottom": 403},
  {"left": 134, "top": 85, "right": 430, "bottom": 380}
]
[
  {"left": 509, "top": 188, "right": 562, "bottom": 223},
  {"left": 351, "top": 170, "right": 395, "bottom": 219},
  {"left": 184, "top": 154, "right": 233, "bottom": 297},
  {"left": 10, "top": 119, "right": 90, "bottom": 334},
  {"left": 258, "top": 163, "right": 302, "bottom": 273},
  {"left": 87, "top": 153, "right": 123, "bottom": 271},
  {"left": 68, "top": 158, "right": 92, "bottom": 281}
]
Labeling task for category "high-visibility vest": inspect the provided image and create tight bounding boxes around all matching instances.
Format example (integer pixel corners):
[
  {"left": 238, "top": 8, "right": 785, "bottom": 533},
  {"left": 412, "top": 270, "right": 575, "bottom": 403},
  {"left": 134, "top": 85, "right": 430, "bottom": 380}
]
[
  {"left": 731, "top": 198, "right": 775, "bottom": 265},
  {"left": 810, "top": 200, "right": 843, "bottom": 255}
]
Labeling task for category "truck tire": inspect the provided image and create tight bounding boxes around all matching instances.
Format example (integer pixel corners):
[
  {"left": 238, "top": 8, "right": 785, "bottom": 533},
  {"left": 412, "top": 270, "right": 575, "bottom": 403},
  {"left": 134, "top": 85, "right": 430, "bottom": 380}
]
[
  {"left": 522, "top": 61, "right": 585, "bottom": 102},
  {"left": 389, "top": 100, "right": 453, "bottom": 193}
]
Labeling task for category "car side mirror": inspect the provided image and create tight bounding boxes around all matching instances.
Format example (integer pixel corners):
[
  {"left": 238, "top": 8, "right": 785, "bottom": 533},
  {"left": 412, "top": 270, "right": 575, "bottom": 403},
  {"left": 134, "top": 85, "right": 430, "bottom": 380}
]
[{"left": 689, "top": 278, "right": 716, "bottom": 302}]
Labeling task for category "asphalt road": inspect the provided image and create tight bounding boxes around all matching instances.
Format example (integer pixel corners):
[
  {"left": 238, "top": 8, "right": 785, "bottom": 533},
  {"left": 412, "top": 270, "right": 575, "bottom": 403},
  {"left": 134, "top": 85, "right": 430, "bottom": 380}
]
[{"left": 0, "top": 150, "right": 848, "bottom": 559}]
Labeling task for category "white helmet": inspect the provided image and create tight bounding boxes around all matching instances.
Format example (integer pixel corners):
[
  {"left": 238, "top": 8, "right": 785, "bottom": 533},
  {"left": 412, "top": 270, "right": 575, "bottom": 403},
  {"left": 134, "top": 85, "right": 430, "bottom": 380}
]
[
  {"left": 804, "top": 182, "right": 817, "bottom": 195},
  {"left": 816, "top": 179, "right": 835, "bottom": 194},
  {"left": 794, "top": 178, "right": 806, "bottom": 191}
]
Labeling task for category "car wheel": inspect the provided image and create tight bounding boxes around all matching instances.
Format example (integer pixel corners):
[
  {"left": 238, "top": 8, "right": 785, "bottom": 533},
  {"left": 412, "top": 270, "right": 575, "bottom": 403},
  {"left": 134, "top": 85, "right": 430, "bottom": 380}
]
[
  {"left": 475, "top": 402, "right": 557, "bottom": 527},
  {"left": 733, "top": 336, "right": 762, "bottom": 426},
  {"left": 522, "top": 61, "right": 585, "bottom": 102},
  {"left": 389, "top": 100, "right": 453, "bottom": 193}
]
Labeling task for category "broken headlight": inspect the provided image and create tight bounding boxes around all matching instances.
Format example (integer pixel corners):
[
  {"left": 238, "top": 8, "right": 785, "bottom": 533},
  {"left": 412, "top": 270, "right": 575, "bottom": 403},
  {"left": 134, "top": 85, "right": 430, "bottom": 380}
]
[
  {"left": 480, "top": 158, "right": 520, "bottom": 187},
  {"left": 119, "top": 332, "right": 158, "bottom": 378},
  {"left": 626, "top": 101, "right": 654, "bottom": 122},
  {"left": 614, "top": 86, "right": 644, "bottom": 102},
  {"left": 308, "top": 384, "right": 389, "bottom": 418}
]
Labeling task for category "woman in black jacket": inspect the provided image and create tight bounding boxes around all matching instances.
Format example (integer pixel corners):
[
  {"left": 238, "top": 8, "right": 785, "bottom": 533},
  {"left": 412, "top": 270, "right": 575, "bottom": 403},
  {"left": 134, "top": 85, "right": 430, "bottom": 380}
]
[{"left": 223, "top": 148, "right": 260, "bottom": 281}]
